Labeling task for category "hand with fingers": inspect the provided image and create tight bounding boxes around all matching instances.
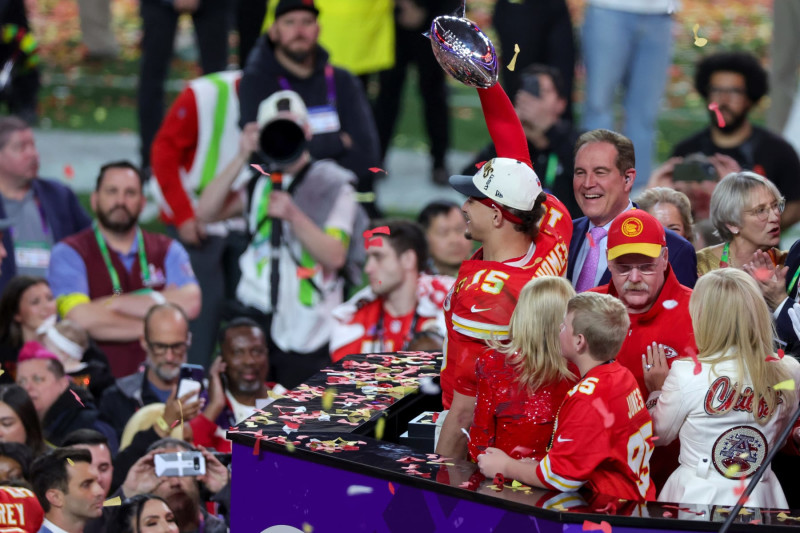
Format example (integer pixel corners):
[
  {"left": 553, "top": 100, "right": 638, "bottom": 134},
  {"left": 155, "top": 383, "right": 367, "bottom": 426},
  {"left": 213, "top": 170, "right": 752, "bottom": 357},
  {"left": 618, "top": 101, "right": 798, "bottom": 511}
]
[
  {"left": 477, "top": 447, "right": 510, "bottom": 478},
  {"left": 121, "top": 451, "right": 166, "bottom": 498},
  {"left": 642, "top": 342, "right": 670, "bottom": 393},
  {"left": 743, "top": 249, "right": 789, "bottom": 311},
  {"left": 197, "top": 445, "right": 230, "bottom": 493},
  {"left": 203, "top": 356, "right": 228, "bottom": 422},
  {"left": 158, "top": 387, "right": 204, "bottom": 438}
]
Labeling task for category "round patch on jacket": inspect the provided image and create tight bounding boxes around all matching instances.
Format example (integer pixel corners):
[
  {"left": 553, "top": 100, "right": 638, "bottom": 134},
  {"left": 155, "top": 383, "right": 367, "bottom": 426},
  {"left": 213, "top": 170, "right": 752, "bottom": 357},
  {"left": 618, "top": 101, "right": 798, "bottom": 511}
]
[{"left": 711, "top": 425, "right": 767, "bottom": 479}]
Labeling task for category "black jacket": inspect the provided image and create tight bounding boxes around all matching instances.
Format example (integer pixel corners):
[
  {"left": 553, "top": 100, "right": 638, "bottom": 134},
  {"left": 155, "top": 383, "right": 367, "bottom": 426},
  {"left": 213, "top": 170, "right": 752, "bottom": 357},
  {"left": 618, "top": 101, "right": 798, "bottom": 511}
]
[
  {"left": 238, "top": 36, "right": 381, "bottom": 183},
  {"left": 99, "top": 370, "right": 162, "bottom": 439},
  {"left": 44, "top": 384, "right": 119, "bottom": 454}
]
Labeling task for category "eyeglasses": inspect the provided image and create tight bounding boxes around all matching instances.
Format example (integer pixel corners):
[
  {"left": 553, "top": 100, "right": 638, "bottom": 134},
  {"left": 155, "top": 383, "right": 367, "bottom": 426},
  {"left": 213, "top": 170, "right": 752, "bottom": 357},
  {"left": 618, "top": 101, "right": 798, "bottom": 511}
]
[
  {"left": 708, "top": 86, "right": 747, "bottom": 98},
  {"left": 147, "top": 341, "right": 190, "bottom": 356},
  {"left": 743, "top": 197, "right": 785, "bottom": 221},
  {"left": 609, "top": 249, "right": 665, "bottom": 276},
  {"left": 609, "top": 259, "right": 662, "bottom": 276}
]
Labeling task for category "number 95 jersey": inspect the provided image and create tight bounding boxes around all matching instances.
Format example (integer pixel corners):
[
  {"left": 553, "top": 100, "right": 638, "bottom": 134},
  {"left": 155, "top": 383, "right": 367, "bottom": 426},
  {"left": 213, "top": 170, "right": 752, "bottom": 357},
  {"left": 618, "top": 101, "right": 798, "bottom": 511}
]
[{"left": 440, "top": 194, "right": 572, "bottom": 409}]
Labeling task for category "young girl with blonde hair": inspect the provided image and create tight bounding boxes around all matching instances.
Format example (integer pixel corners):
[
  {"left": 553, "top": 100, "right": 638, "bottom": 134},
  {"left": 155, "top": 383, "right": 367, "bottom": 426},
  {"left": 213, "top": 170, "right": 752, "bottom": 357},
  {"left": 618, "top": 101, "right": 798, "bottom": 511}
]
[
  {"left": 646, "top": 268, "right": 800, "bottom": 506},
  {"left": 468, "top": 276, "right": 576, "bottom": 462}
]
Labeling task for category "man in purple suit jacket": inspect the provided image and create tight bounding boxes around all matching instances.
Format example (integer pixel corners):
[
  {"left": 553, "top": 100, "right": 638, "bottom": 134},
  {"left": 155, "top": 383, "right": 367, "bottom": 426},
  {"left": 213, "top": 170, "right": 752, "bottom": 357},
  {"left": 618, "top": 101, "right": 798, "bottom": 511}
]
[{"left": 566, "top": 129, "right": 697, "bottom": 290}]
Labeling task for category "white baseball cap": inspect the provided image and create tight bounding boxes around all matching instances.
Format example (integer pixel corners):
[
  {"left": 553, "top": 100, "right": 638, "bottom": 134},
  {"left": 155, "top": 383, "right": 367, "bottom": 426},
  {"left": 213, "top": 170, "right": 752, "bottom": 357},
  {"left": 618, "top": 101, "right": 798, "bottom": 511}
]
[
  {"left": 257, "top": 90, "right": 309, "bottom": 130},
  {"left": 449, "top": 157, "right": 543, "bottom": 211},
  {"left": 256, "top": 90, "right": 309, "bottom": 164}
]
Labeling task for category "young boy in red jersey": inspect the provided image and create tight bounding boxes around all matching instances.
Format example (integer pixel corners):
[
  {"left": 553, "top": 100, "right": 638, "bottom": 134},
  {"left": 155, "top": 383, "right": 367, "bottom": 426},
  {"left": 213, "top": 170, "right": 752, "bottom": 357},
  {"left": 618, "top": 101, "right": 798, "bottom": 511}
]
[{"left": 477, "top": 291, "right": 655, "bottom": 501}]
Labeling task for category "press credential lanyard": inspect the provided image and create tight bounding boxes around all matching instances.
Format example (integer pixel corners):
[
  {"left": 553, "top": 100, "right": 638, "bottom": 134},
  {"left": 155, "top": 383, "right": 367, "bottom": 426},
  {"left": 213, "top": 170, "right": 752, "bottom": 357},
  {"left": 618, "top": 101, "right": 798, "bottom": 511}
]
[{"left": 93, "top": 222, "right": 150, "bottom": 295}]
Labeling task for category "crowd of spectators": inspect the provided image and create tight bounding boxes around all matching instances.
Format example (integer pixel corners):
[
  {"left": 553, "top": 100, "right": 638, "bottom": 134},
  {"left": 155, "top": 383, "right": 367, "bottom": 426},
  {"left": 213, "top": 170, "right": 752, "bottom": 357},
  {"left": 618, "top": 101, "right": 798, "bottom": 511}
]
[{"left": 2, "top": 0, "right": 800, "bottom": 530}]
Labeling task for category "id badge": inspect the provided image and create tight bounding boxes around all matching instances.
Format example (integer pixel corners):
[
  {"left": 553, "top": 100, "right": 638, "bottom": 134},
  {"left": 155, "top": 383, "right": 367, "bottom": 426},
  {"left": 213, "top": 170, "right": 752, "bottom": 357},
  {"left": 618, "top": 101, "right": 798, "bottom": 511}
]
[
  {"left": 308, "top": 105, "right": 341, "bottom": 134},
  {"left": 15, "top": 241, "right": 51, "bottom": 269}
]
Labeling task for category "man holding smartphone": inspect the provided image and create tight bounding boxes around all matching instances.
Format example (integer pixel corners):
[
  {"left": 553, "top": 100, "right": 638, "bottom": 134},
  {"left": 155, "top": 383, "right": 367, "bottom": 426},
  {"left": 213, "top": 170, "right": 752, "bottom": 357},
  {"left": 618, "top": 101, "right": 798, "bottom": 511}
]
[
  {"left": 190, "top": 318, "right": 287, "bottom": 452},
  {"left": 100, "top": 304, "right": 203, "bottom": 440}
]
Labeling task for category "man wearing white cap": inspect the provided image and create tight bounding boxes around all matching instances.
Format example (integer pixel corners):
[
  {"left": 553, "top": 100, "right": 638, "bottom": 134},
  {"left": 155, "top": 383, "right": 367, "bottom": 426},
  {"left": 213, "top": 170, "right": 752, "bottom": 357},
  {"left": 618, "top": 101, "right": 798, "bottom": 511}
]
[
  {"left": 436, "top": 80, "right": 573, "bottom": 459},
  {"left": 197, "top": 90, "right": 364, "bottom": 389}
]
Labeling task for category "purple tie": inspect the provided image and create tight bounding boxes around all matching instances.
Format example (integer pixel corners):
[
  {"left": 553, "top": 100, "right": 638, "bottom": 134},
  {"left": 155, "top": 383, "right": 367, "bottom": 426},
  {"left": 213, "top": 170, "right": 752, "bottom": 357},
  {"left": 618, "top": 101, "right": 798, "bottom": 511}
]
[{"left": 575, "top": 226, "right": 608, "bottom": 292}]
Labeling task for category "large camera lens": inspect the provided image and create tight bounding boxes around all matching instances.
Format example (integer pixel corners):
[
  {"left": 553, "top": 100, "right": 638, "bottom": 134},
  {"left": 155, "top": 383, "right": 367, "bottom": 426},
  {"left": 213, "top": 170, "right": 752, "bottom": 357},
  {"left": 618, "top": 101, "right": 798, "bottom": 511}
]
[{"left": 259, "top": 119, "right": 306, "bottom": 165}]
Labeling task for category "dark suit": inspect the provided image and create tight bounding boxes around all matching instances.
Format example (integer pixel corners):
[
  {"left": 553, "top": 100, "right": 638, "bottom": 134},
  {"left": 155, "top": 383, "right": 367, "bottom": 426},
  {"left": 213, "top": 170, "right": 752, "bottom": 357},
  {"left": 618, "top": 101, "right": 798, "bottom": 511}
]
[
  {"left": 771, "top": 238, "right": 800, "bottom": 509},
  {"left": 567, "top": 215, "right": 698, "bottom": 289},
  {"left": 776, "top": 239, "right": 800, "bottom": 355}
]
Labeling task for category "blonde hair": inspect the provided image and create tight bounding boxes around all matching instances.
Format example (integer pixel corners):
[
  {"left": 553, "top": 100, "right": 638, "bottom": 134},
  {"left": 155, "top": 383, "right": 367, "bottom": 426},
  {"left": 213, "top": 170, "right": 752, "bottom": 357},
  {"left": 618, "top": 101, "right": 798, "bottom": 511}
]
[
  {"left": 567, "top": 292, "right": 630, "bottom": 361},
  {"left": 490, "top": 277, "right": 575, "bottom": 392},
  {"left": 690, "top": 268, "right": 796, "bottom": 424}
]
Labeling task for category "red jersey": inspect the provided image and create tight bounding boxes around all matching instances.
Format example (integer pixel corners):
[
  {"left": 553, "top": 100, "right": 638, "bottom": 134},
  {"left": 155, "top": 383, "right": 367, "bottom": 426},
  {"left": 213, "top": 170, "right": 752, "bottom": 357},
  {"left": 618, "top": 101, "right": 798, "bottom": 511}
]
[
  {"left": 330, "top": 275, "right": 453, "bottom": 362},
  {"left": 0, "top": 486, "right": 43, "bottom": 532},
  {"left": 536, "top": 361, "right": 656, "bottom": 501},
  {"left": 331, "top": 299, "right": 440, "bottom": 361},
  {"left": 468, "top": 350, "right": 575, "bottom": 462},
  {"left": 441, "top": 194, "right": 572, "bottom": 408},
  {"left": 590, "top": 265, "right": 694, "bottom": 490}
]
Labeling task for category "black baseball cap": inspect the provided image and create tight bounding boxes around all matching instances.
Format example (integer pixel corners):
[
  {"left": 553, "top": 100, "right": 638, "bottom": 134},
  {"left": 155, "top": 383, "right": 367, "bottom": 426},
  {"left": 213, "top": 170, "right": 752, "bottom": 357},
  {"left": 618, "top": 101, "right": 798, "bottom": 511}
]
[{"left": 274, "top": 0, "right": 319, "bottom": 19}]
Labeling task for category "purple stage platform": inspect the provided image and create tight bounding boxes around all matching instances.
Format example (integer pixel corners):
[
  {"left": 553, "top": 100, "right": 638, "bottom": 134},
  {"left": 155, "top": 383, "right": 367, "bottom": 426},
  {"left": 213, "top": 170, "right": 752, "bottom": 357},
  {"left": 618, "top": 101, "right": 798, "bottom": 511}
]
[{"left": 228, "top": 352, "right": 800, "bottom": 532}]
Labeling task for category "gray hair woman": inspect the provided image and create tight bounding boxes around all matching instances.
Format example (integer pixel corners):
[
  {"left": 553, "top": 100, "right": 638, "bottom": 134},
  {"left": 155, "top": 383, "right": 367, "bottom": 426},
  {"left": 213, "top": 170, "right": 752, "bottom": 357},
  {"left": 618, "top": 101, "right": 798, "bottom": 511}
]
[
  {"left": 696, "top": 172, "right": 786, "bottom": 276},
  {"left": 635, "top": 187, "right": 695, "bottom": 245}
]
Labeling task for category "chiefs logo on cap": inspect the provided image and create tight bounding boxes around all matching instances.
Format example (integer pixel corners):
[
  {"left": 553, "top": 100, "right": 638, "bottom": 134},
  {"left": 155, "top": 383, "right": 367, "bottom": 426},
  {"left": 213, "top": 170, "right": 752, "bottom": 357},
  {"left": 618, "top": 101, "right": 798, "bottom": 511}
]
[{"left": 621, "top": 217, "right": 644, "bottom": 238}]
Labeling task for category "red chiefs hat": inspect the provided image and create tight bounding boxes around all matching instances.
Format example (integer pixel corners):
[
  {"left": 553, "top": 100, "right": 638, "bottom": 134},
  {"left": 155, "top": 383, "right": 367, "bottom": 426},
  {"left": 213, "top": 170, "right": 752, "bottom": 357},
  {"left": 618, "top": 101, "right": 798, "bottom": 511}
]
[{"left": 607, "top": 209, "right": 666, "bottom": 261}]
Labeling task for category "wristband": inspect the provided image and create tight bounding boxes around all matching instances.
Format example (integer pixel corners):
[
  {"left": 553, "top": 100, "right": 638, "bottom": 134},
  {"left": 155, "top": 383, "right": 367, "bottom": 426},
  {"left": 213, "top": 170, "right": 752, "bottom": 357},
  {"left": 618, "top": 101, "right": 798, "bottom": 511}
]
[
  {"left": 155, "top": 416, "right": 170, "bottom": 433},
  {"left": 150, "top": 291, "right": 167, "bottom": 305}
]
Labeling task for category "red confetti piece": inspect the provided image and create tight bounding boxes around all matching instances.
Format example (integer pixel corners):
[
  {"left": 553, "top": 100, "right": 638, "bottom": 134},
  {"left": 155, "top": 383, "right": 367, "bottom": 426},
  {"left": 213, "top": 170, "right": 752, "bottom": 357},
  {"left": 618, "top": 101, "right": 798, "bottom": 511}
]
[
  {"left": 582, "top": 520, "right": 611, "bottom": 533},
  {"left": 369, "top": 167, "right": 386, "bottom": 174},
  {"left": 63, "top": 164, "right": 75, "bottom": 180},
  {"left": 708, "top": 102, "right": 726, "bottom": 128},
  {"left": 250, "top": 164, "right": 270, "bottom": 176},
  {"left": 749, "top": 520, "right": 761, "bottom": 525},
  {"left": 766, "top": 356, "right": 781, "bottom": 362},
  {"left": 778, "top": 348, "right": 785, "bottom": 359},
  {"left": 475, "top": 161, "right": 487, "bottom": 169},
  {"left": 170, "top": 419, "right": 180, "bottom": 429},
  {"left": 364, "top": 237, "right": 383, "bottom": 249},
  {"left": 388, "top": 482, "right": 395, "bottom": 495},
  {"left": 591, "top": 398, "right": 615, "bottom": 428},
  {"left": 70, "top": 389, "right": 85, "bottom": 408},
  {"left": 363, "top": 226, "right": 390, "bottom": 241},
  {"left": 253, "top": 430, "right": 263, "bottom": 456},
  {"left": 296, "top": 265, "right": 320, "bottom": 279},
  {"left": 509, "top": 445, "right": 533, "bottom": 459},
  {"left": 492, "top": 473, "right": 505, "bottom": 490},
  {"left": 685, "top": 346, "right": 702, "bottom": 375},
  {"left": 586, "top": 231, "right": 596, "bottom": 248},
  {"left": 663, "top": 511, "right": 673, "bottom": 518},
  {"left": 594, "top": 502, "right": 617, "bottom": 514}
]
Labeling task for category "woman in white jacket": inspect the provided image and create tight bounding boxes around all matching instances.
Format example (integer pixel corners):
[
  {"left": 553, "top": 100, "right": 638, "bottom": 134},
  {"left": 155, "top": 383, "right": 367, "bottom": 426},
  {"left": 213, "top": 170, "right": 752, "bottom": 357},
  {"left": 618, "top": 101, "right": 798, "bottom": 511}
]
[{"left": 644, "top": 268, "right": 800, "bottom": 507}]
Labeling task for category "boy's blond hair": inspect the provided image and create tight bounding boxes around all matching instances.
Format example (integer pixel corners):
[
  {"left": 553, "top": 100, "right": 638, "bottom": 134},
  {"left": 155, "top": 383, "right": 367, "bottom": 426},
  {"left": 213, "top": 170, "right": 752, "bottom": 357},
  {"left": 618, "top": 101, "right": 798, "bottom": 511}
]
[{"left": 567, "top": 293, "right": 629, "bottom": 361}]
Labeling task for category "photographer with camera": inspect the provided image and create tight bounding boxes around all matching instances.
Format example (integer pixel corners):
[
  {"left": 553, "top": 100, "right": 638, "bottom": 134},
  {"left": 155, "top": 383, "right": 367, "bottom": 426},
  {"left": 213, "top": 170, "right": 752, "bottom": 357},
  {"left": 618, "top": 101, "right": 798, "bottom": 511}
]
[{"left": 197, "top": 90, "right": 365, "bottom": 389}]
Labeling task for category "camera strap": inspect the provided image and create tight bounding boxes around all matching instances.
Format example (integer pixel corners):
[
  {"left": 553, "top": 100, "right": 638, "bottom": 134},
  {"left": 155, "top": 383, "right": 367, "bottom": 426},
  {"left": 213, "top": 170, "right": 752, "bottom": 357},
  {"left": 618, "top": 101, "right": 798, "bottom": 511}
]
[{"left": 251, "top": 162, "right": 322, "bottom": 310}]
